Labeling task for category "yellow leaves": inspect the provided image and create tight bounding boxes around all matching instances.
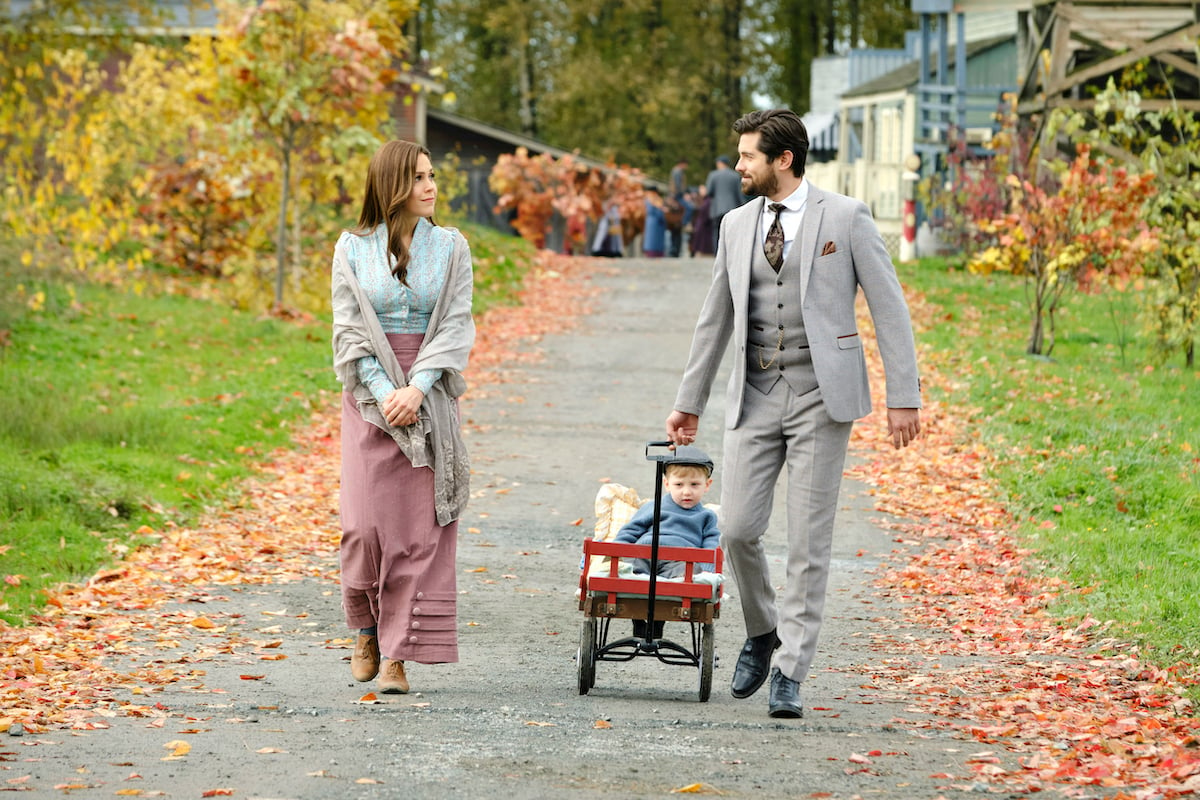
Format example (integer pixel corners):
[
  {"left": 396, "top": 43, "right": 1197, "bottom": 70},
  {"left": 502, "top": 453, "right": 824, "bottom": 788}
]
[
  {"left": 670, "top": 783, "right": 722, "bottom": 794},
  {"left": 188, "top": 616, "right": 225, "bottom": 633},
  {"left": 161, "top": 739, "right": 190, "bottom": 760}
]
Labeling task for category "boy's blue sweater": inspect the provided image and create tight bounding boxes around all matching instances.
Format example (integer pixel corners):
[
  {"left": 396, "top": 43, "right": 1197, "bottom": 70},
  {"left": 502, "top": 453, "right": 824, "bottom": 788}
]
[{"left": 614, "top": 495, "right": 721, "bottom": 554}]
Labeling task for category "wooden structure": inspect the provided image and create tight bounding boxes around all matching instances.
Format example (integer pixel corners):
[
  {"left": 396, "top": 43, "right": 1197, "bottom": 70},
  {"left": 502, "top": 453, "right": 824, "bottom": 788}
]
[{"left": 1015, "top": 0, "right": 1200, "bottom": 152}]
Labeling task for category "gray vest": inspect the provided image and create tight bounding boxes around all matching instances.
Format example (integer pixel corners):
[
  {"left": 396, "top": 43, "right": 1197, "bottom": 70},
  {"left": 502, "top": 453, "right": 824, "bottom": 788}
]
[{"left": 745, "top": 220, "right": 817, "bottom": 396}]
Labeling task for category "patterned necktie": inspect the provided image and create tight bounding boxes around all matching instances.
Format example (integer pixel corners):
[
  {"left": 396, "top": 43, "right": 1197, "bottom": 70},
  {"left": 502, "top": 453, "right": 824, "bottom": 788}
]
[{"left": 764, "top": 202, "right": 786, "bottom": 272}]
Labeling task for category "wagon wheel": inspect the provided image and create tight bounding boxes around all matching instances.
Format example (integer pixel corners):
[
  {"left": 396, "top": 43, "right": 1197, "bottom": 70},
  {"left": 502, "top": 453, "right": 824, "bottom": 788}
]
[
  {"left": 578, "top": 615, "right": 597, "bottom": 695},
  {"left": 698, "top": 622, "right": 715, "bottom": 702}
]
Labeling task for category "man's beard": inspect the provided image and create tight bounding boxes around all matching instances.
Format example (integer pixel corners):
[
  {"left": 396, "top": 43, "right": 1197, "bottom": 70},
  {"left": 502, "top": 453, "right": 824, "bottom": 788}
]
[{"left": 741, "top": 171, "right": 779, "bottom": 198}]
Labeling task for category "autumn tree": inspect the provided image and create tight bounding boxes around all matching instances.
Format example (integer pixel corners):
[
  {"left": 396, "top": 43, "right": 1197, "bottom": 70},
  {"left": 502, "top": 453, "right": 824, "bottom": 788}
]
[
  {"left": 2, "top": 0, "right": 418, "bottom": 313},
  {"left": 0, "top": 0, "right": 176, "bottom": 279},
  {"left": 919, "top": 96, "right": 1034, "bottom": 264},
  {"left": 970, "top": 145, "right": 1158, "bottom": 356},
  {"left": 1056, "top": 81, "right": 1200, "bottom": 367},
  {"left": 210, "top": 0, "right": 412, "bottom": 311},
  {"left": 489, "top": 149, "right": 646, "bottom": 250}
]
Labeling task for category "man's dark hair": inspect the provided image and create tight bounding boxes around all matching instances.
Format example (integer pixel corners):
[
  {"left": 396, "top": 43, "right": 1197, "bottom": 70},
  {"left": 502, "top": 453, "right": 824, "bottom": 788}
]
[{"left": 733, "top": 109, "right": 809, "bottom": 177}]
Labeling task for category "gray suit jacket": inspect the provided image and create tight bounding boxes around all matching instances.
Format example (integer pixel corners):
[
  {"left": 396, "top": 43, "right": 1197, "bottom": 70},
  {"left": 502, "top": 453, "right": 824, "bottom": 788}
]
[{"left": 674, "top": 184, "right": 921, "bottom": 428}]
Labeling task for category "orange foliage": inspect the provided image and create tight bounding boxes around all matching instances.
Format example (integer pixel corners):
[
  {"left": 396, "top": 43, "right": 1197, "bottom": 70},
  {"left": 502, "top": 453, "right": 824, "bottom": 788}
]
[
  {"left": 138, "top": 152, "right": 269, "bottom": 276},
  {"left": 489, "top": 148, "right": 646, "bottom": 250}
]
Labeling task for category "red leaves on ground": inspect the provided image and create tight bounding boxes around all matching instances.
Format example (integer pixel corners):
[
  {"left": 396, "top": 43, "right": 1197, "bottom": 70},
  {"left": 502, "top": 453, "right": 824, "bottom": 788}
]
[
  {"left": 0, "top": 248, "right": 605, "bottom": 736},
  {"left": 5, "top": 255, "right": 1198, "bottom": 799},
  {"left": 847, "top": 290, "right": 1200, "bottom": 797},
  {"left": 469, "top": 251, "right": 605, "bottom": 387}
]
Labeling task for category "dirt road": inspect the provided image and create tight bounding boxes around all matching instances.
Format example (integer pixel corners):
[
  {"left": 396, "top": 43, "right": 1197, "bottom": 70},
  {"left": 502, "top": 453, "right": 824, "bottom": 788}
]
[{"left": 12, "top": 256, "right": 991, "bottom": 799}]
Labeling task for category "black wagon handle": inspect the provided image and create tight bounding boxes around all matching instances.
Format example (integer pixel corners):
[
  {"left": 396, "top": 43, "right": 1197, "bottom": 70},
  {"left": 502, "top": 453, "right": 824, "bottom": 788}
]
[{"left": 642, "top": 441, "right": 676, "bottom": 636}]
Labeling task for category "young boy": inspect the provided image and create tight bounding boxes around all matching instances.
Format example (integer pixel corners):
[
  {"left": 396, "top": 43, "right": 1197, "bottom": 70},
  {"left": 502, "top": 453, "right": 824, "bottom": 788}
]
[{"left": 613, "top": 446, "right": 721, "bottom": 639}]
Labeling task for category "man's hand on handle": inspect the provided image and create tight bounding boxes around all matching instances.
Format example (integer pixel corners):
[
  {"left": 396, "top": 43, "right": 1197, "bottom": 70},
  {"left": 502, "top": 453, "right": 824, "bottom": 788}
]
[
  {"left": 665, "top": 410, "right": 699, "bottom": 447},
  {"left": 887, "top": 407, "right": 921, "bottom": 450}
]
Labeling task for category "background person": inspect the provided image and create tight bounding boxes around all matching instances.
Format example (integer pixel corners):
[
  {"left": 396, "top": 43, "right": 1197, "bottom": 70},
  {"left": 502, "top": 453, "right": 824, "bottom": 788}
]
[
  {"left": 704, "top": 154, "right": 747, "bottom": 253},
  {"left": 643, "top": 185, "right": 667, "bottom": 258}
]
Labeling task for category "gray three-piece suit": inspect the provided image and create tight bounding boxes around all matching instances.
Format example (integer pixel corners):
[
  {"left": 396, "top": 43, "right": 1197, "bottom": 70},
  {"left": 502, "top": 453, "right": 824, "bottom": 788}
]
[{"left": 673, "top": 182, "right": 921, "bottom": 683}]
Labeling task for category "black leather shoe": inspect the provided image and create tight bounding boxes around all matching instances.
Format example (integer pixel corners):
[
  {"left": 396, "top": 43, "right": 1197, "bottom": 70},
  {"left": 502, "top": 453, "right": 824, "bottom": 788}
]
[
  {"left": 767, "top": 667, "right": 803, "bottom": 718},
  {"left": 730, "top": 629, "right": 780, "bottom": 699}
]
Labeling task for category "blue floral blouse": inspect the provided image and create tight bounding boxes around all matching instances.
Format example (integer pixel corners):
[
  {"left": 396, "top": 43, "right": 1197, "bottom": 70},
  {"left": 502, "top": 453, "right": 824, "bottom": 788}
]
[{"left": 336, "top": 217, "right": 452, "bottom": 401}]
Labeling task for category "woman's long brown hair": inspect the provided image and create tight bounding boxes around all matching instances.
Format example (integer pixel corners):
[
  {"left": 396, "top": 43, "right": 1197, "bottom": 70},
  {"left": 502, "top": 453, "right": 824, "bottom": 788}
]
[{"left": 351, "top": 140, "right": 434, "bottom": 285}]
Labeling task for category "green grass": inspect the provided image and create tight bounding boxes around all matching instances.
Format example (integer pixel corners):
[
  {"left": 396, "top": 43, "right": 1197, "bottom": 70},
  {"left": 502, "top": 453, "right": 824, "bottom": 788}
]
[
  {"left": 0, "top": 275, "right": 337, "bottom": 624},
  {"left": 901, "top": 258, "right": 1200, "bottom": 663},
  {"left": 0, "top": 221, "right": 534, "bottom": 625},
  {"left": 463, "top": 220, "right": 536, "bottom": 315}
]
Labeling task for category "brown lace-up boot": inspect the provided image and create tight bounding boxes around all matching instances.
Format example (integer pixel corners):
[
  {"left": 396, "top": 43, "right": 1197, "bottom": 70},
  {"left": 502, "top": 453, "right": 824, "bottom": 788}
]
[
  {"left": 350, "top": 634, "right": 380, "bottom": 682},
  {"left": 379, "top": 659, "right": 410, "bottom": 694}
]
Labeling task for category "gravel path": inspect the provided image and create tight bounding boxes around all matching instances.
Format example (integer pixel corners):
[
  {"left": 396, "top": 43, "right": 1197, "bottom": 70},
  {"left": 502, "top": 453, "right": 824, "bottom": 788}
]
[{"left": 12, "top": 256, "right": 992, "bottom": 800}]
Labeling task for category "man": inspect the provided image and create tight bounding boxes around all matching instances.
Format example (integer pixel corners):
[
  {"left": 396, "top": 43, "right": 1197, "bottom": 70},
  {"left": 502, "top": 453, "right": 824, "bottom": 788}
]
[
  {"left": 665, "top": 109, "right": 921, "bottom": 719},
  {"left": 668, "top": 157, "right": 690, "bottom": 257},
  {"left": 669, "top": 157, "right": 689, "bottom": 202},
  {"left": 704, "top": 154, "right": 746, "bottom": 254}
]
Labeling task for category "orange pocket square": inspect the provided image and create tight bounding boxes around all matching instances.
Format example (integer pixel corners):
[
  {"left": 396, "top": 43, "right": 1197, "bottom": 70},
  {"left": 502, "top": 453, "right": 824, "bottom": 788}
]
[{"left": 820, "top": 241, "right": 837, "bottom": 256}]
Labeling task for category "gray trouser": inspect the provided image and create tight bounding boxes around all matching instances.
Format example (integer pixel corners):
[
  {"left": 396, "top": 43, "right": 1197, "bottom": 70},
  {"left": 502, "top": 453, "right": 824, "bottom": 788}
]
[{"left": 719, "top": 381, "right": 853, "bottom": 683}]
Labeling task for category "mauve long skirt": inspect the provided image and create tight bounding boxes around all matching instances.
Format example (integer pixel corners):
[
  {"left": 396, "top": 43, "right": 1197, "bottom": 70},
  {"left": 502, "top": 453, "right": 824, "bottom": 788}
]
[{"left": 339, "top": 332, "right": 458, "bottom": 664}]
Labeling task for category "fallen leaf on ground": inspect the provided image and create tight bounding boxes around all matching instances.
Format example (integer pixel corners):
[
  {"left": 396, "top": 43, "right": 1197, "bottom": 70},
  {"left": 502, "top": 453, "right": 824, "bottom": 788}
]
[{"left": 161, "top": 740, "right": 190, "bottom": 760}]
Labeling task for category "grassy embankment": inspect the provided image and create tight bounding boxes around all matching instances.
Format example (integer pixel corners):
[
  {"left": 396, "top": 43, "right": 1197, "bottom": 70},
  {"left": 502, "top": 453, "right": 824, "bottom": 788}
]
[
  {"left": 903, "top": 258, "right": 1199, "bottom": 663},
  {"left": 0, "top": 222, "right": 534, "bottom": 624}
]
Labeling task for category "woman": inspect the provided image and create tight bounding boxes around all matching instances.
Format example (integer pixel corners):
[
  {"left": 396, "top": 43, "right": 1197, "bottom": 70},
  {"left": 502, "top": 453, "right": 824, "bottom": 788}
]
[
  {"left": 642, "top": 186, "right": 667, "bottom": 258},
  {"left": 331, "top": 140, "right": 475, "bottom": 693}
]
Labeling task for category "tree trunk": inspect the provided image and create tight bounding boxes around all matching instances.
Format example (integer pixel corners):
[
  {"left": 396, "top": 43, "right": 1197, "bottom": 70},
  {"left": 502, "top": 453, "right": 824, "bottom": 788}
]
[
  {"left": 274, "top": 146, "right": 291, "bottom": 312},
  {"left": 780, "top": 0, "right": 817, "bottom": 112},
  {"left": 822, "top": 0, "right": 836, "bottom": 54},
  {"left": 722, "top": 0, "right": 743, "bottom": 121},
  {"left": 1026, "top": 311, "right": 1044, "bottom": 355}
]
